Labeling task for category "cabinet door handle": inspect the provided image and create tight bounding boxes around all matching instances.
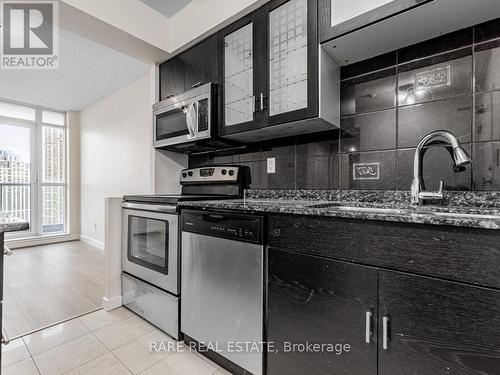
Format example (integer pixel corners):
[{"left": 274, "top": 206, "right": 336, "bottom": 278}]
[
  {"left": 260, "top": 93, "right": 267, "bottom": 111},
  {"left": 382, "top": 316, "right": 389, "bottom": 350},
  {"left": 365, "top": 311, "right": 372, "bottom": 344}
]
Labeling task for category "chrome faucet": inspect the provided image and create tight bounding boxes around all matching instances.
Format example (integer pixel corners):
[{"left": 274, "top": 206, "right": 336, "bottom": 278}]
[{"left": 411, "top": 130, "right": 472, "bottom": 205}]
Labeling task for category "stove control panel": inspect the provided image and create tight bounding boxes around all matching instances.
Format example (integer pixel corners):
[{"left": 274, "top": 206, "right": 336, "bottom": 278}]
[{"left": 180, "top": 166, "right": 239, "bottom": 184}]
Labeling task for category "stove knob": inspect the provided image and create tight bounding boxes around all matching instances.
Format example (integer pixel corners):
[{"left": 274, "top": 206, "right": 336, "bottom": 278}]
[
  {"left": 222, "top": 169, "right": 227, "bottom": 175},
  {"left": 229, "top": 170, "right": 235, "bottom": 176},
  {"left": 182, "top": 173, "right": 187, "bottom": 178},
  {"left": 188, "top": 171, "right": 193, "bottom": 177}
]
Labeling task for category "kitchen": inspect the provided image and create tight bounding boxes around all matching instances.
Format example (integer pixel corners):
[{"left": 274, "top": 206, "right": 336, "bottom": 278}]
[{"left": 1, "top": 0, "right": 500, "bottom": 374}]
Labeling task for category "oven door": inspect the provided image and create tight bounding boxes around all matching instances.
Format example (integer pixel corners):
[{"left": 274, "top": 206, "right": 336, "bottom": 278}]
[{"left": 122, "top": 206, "right": 178, "bottom": 295}]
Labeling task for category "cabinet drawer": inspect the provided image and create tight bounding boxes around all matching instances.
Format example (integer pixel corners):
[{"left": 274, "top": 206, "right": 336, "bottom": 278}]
[
  {"left": 268, "top": 214, "right": 500, "bottom": 289},
  {"left": 122, "top": 273, "right": 179, "bottom": 339}
]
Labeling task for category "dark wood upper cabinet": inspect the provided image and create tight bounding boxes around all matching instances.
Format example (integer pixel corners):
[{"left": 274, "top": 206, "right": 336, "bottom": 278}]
[
  {"left": 267, "top": 248, "right": 378, "bottom": 375},
  {"left": 379, "top": 271, "right": 500, "bottom": 375},
  {"left": 159, "top": 35, "right": 218, "bottom": 101},
  {"left": 319, "top": 0, "right": 431, "bottom": 43},
  {"left": 218, "top": 0, "right": 320, "bottom": 137},
  {"left": 159, "top": 56, "right": 185, "bottom": 100},
  {"left": 217, "top": 11, "right": 262, "bottom": 135}
]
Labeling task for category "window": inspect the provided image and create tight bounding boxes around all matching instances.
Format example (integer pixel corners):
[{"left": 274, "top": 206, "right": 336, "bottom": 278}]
[{"left": 0, "top": 100, "right": 67, "bottom": 237}]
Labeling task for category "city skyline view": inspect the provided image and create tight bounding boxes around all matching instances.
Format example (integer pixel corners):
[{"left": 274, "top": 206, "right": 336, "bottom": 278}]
[{"left": 1, "top": 126, "right": 65, "bottom": 233}]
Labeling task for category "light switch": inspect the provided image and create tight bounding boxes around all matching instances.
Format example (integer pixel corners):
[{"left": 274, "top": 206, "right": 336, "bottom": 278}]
[{"left": 267, "top": 157, "right": 276, "bottom": 174}]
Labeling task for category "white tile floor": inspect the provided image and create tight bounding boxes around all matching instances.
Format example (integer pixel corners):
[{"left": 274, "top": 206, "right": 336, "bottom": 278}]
[{"left": 1, "top": 307, "right": 232, "bottom": 375}]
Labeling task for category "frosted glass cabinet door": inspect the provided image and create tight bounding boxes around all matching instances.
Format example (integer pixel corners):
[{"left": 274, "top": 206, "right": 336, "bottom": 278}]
[
  {"left": 224, "top": 23, "right": 255, "bottom": 127},
  {"left": 268, "top": 0, "right": 308, "bottom": 116}
]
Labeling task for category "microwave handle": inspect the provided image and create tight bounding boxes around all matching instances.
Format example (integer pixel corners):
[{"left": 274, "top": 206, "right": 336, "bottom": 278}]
[{"left": 186, "top": 101, "right": 197, "bottom": 139}]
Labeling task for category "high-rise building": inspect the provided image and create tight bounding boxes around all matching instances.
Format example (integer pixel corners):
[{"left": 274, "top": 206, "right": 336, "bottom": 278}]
[
  {"left": 0, "top": 150, "right": 31, "bottom": 222},
  {"left": 42, "top": 127, "right": 65, "bottom": 232},
  {"left": 1, "top": 143, "right": 64, "bottom": 232}
]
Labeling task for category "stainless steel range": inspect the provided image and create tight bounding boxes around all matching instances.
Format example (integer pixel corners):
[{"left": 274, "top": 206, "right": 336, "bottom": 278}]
[{"left": 121, "top": 166, "right": 249, "bottom": 339}]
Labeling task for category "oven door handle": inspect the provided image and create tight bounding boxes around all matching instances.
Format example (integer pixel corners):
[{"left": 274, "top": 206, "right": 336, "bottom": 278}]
[
  {"left": 186, "top": 101, "right": 198, "bottom": 139},
  {"left": 122, "top": 202, "right": 177, "bottom": 214}
]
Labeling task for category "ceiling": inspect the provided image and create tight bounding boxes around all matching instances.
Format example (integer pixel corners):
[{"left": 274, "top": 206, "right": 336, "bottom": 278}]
[
  {"left": 0, "top": 27, "right": 150, "bottom": 111},
  {"left": 139, "top": 0, "right": 194, "bottom": 17}
]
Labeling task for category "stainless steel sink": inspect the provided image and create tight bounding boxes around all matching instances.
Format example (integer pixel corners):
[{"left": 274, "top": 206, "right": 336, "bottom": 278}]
[
  {"left": 309, "top": 203, "right": 409, "bottom": 215},
  {"left": 306, "top": 203, "right": 500, "bottom": 220}
]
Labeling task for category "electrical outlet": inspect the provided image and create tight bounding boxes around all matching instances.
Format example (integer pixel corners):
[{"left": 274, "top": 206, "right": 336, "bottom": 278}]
[{"left": 267, "top": 157, "right": 276, "bottom": 174}]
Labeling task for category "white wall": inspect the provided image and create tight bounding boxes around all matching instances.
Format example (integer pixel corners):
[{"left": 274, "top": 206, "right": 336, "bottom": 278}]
[
  {"left": 62, "top": 0, "right": 267, "bottom": 56},
  {"left": 67, "top": 111, "right": 81, "bottom": 237},
  {"left": 168, "top": 0, "right": 265, "bottom": 52},
  {"left": 79, "top": 72, "right": 153, "bottom": 246},
  {"left": 61, "top": 0, "right": 171, "bottom": 52}
]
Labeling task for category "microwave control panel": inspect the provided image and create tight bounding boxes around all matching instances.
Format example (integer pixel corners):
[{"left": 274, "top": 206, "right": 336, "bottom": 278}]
[{"left": 198, "top": 99, "right": 209, "bottom": 132}]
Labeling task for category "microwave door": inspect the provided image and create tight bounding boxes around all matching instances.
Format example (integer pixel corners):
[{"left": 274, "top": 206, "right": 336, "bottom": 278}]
[{"left": 155, "top": 107, "right": 190, "bottom": 145}]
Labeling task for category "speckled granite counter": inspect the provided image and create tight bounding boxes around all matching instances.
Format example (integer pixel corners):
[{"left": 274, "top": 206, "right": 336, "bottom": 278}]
[
  {"left": 0, "top": 213, "right": 29, "bottom": 233},
  {"left": 181, "top": 190, "right": 500, "bottom": 230}
]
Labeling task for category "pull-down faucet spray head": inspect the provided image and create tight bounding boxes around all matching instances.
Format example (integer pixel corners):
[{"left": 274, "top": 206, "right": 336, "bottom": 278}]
[{"left": 453, "top": 146, "right": 472, "bottom": 168}]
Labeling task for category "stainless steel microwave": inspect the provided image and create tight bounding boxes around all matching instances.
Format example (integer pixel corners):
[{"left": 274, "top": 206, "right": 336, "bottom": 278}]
[{"left": 153, "top": 83, "right": 214, "bottom": 150}]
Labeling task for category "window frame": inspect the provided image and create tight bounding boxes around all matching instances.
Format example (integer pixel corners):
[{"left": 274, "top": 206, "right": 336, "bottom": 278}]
[{"left": 0, "top": 98, "right": 68, "bottom": 239}]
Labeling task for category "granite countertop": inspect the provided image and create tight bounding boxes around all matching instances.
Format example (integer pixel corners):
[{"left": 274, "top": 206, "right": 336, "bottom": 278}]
[
  {"left": 180, "top": 190, "right": 500, "bottom": 230},
  {"left": 0, "top": 213, "right": 30, "bottom": 233}
]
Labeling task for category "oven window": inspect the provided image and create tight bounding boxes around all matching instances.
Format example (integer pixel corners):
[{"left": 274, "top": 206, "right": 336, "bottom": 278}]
[
  {"left": 128, "top": 216, "right": 169, "bottom": 274},
  {"left": 156, "top": 107, "right": 190, "bottom": 140}
]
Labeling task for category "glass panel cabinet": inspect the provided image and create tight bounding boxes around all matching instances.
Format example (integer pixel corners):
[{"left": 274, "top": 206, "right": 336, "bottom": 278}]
[
  {"left": 268, "top": 0, "right": 308, "bottom": 116},
  {"left": 219, "top": 0, "right": 318, "bottom": 136},
  {"left": 224, "top": 23, "right": 255, "bottom": 126},
  {"left": 219, "top": 13, "right": 261, "bottom": 134}
]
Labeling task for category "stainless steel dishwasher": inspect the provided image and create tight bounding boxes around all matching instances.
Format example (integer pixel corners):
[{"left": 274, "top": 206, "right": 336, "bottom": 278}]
[{"left": 181, "top": 209, "right": 264, "bottom": 375}]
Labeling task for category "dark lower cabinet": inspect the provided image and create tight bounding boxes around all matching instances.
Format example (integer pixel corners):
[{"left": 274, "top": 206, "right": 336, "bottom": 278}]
[
  {"left": 267, "top": 248, "right": 378, "bottom": 375},
  {"left": 379, "top": 271, "right": 500, "bottom": 375}
]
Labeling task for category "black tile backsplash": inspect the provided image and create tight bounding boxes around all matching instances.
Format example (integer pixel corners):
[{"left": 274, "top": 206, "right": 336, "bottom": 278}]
[
  {"left": 188, "top": 18, "right": 500, "bottom": 192},
  {"left": 397, "top": 96, "right": 472, "bottom": 148},
  {"left": 472, "top": 141, "right": 500, "bottom": 190},
  {"left": 340, "top": 68, "right": 396, "bottom": 116},
  {"left": 341, "top": 110, "right": 396, "bottom": 152},
  {"left": 475, "top": 18, "right": 500, "bottom": 43},
  {"left": 398, "top": 27, "right": 473, "bottom": 63},
  {"left": 340, "top": 51, "right": 397, "bottom": 79},
  {"left": 396, "top": 145, "right": 473, "bottom": 191},
  {"left": 474, "top": 43, "right": 500, "bottom": 93},
  {"left": 397, "top": 53, "right": 472, "bottom": 106},
  {"left": 340, "top": 151, "right": 396, "bottom": 190},
  {"left": 475, "top": 91, "right": 500, "bottom": 142}
]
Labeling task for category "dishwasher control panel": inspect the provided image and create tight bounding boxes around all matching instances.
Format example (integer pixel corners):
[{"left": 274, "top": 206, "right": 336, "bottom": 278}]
[{"left": 181, "top": 209, "right": 263, "bottom": 244}]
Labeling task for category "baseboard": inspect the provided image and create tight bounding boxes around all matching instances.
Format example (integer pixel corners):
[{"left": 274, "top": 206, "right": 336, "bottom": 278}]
[
  {"left": 5, "top": 233, "right": 80, "bottom": 249},
  {"left": 79, "top": 235, "right": 105, "bottom": 250},
  {"left": 102, "top": 295, "right": 122, "bottom": 311}
]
